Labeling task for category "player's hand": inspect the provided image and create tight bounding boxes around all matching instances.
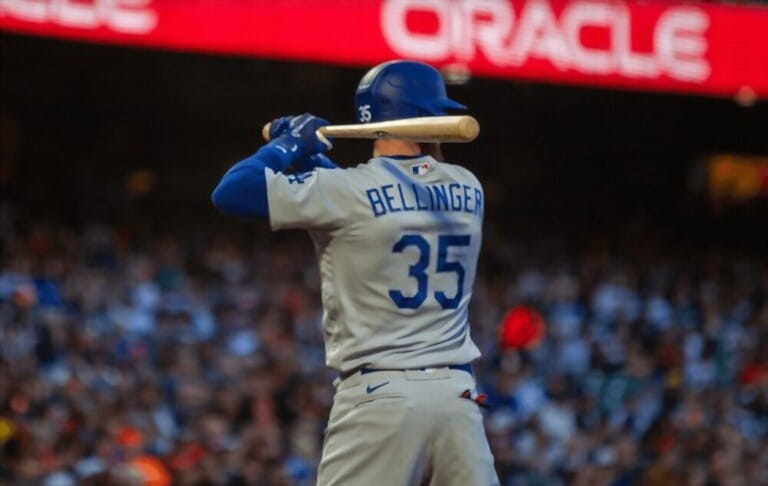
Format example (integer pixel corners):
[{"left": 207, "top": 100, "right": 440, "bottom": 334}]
[
  {"left": 268, "top": 115, "right": 331, "bottom": 171},
  {"left": 271, "top": 113, "right": 333, "bottom": 157},
  {"left": 267, "top": 115, "right": 293, "bottom": 140}
]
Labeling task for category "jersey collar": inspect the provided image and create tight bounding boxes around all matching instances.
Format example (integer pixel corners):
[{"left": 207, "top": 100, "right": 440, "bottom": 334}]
[{"left": 384, "top": 154, "right": 424, "bottom": 160}]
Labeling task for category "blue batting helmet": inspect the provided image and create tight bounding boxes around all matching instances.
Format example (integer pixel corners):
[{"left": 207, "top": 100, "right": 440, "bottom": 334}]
[{"left": 354, "top": 60, "right": 466, "bottom": 123}]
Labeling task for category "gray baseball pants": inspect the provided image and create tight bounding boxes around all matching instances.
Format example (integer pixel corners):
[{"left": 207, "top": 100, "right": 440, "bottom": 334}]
[{"left": 317, "top": 367, "right": 499, "bottom": 486}]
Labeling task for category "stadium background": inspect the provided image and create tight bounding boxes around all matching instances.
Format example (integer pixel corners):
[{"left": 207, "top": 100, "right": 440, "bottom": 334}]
[{"left": 2, "top": 1, "right": 768, "bottom": 485}]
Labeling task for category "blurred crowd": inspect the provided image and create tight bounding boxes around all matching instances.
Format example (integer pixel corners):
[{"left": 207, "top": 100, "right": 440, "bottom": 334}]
[{"left": 1, "top": 218, "right": 767, "bottom": 486}]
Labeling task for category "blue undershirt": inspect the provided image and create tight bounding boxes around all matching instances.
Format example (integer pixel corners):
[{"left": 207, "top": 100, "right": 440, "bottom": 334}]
[{"left": 211, "top": 145, "right": 339, "bottom": 220}]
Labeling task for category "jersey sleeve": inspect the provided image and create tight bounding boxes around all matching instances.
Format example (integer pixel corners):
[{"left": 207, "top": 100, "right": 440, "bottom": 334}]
[{"left": 265, "top": 167, "right": 353, "bottom": 231}]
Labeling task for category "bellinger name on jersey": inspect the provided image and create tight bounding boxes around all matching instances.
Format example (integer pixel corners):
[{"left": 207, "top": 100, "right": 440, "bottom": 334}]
[{"left": 365, "top": 182, "right": 483, "bottom": 218}]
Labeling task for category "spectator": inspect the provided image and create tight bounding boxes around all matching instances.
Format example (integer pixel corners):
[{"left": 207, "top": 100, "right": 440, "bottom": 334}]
[{"left": 1, "top": 218, "right": 767, "bottom": 485}]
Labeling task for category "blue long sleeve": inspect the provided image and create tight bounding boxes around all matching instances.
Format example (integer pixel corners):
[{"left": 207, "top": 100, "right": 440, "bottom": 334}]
[
  {"left": 211, "top": 144, "right": 294, "bottom": 219},
  {"left": 211, "top": 144, "right": 340, "bottom": 220}
]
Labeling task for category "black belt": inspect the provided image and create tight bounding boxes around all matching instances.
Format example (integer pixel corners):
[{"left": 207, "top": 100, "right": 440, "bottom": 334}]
[{"left": 358, "top": 363, "right": 473, "bottom": 376}]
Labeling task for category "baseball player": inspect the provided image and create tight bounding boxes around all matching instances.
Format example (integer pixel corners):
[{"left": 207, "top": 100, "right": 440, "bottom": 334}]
[{"left": 212, "top": 60, "right": 498, "bottom": 485}]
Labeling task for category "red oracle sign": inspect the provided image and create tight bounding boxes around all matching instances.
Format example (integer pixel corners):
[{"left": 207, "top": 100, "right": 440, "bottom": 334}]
[
  {"left": 382, "top": 0, "right": 710, "bottom": 82},
  {"left": 1, "top": 0, "right": 767, "bottom": 98}
]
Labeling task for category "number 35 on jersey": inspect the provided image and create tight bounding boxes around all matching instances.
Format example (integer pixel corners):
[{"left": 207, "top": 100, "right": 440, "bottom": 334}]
[{"left": 389, "top": 233, "right": 471, "bottom": 310}]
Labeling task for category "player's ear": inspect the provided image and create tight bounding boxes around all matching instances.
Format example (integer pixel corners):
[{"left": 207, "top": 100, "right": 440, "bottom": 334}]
[{"left": 419, "top": 143, "right": 443, "bottom": 162}]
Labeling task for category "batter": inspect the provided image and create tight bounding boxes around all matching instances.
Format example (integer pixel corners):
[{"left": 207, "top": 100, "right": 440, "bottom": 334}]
[{"left": 212, "top": 60, "right": 498, "bottom": 486}]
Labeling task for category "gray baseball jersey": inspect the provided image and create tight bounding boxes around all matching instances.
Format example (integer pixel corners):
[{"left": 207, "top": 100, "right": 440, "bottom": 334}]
[{"left": 265, "top": 155, "right": 483, "bottom": 374}]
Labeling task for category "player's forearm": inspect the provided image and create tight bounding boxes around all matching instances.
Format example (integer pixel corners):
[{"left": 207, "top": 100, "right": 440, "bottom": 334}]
[{"left": 211, "top": 145, "right": 294, "bottom": 219}]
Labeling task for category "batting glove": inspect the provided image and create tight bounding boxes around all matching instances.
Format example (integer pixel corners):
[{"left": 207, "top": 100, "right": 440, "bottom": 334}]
[
  {"left": 267, "top": 115, "right": 293, "bottom": 140},
  {"left": 271, "top": 113, "right": 333, "bottom": 158}
]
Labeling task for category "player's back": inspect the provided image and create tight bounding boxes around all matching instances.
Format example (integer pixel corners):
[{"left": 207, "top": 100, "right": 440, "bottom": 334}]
[{"left": 315, "top": 155, "right": 484, "bottom": 373}]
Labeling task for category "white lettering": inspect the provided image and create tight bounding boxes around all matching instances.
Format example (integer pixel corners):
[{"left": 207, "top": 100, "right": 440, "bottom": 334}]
[
  {"left": 457, "top": 0, "right": 513, "bottom": 65},
  {"left": 381, "top": 0, "right": 450, "bottom": 60},
  {"left": 655, "top": 7, "right": 710, "bottom": 82},
  {"left": 509, "top": 0, "right": 570, "bottom": 69},
  {"left": 380, "top": 0, "right": 711, "bottom": 84},
  {"left": 53, "top": 0, "right": 98, "bottom": 28},
  {"left": 105, "top": 0, "right": 157, "bottom": 33},
  {"left": 561, "top": 1, "right": 615, "bottom": 75},
  {"left": 0, "top": 0, "right": 157, "bottom": 34},
  {"left": 0, "top": 0, "right": 49, "bottom": 21},
  {"left": 615, "top": 5, "right": 658, "bottom": 78}
]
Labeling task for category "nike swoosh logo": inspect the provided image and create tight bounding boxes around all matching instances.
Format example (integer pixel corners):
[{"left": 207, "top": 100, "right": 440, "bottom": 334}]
[{"left": 366, "top": 382, "right": 390, "bottom": 394}]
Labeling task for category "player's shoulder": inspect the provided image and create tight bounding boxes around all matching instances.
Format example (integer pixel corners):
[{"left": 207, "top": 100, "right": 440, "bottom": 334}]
[
  {"left": 439, "top": 160, "right": 483, "bottom": 189},
  {"left": 308, "top": 164, "right": 366, "bottom": 179},
  {"left": 330, "top": 158, "right": 386, "bottom": 181},
  {"left": 294, "top": 161, "right": 379, "bottom": 192}
]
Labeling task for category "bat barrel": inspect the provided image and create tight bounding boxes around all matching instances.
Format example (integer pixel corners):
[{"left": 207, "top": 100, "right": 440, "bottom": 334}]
[{"left": 262, "top": 115, "right": 480, "bottom": 144}]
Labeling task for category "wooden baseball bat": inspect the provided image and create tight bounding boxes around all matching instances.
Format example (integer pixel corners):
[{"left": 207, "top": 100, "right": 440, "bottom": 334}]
[{"left": 261, "top": 115, "right": 479, "bottom": 144}]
